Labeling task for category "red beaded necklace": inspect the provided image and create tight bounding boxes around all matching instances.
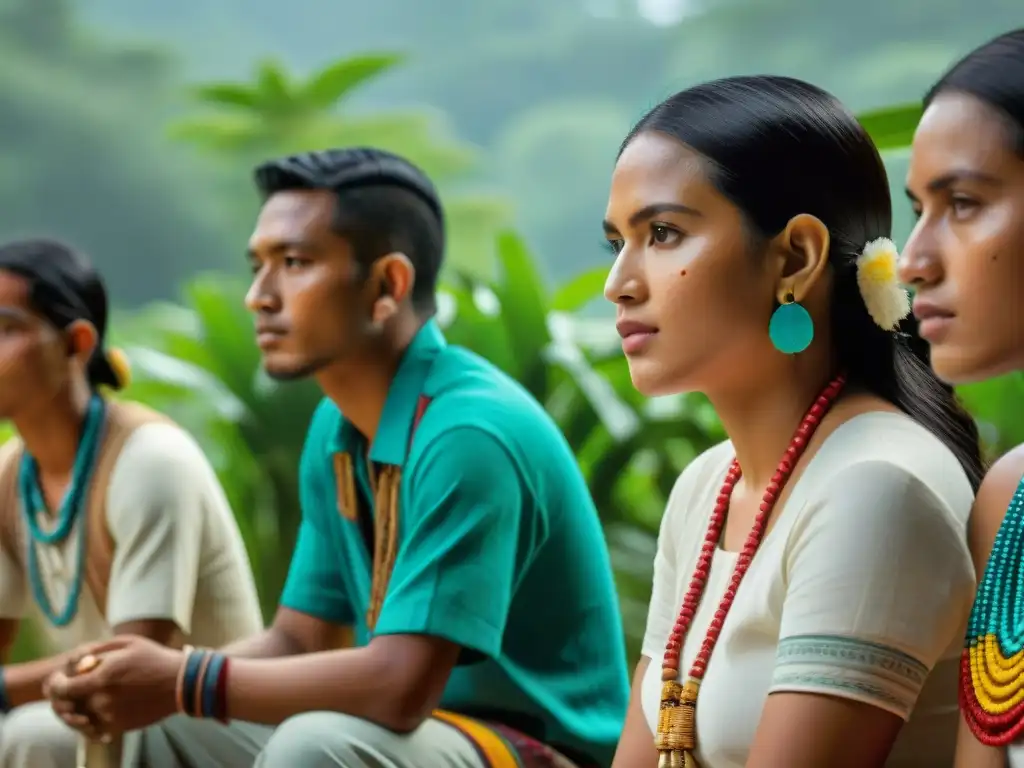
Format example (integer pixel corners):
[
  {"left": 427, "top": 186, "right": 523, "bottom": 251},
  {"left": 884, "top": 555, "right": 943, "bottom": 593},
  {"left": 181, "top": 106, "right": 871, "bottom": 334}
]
[{"left": 655, "top": 374, "right": 846, "bottom": 768}]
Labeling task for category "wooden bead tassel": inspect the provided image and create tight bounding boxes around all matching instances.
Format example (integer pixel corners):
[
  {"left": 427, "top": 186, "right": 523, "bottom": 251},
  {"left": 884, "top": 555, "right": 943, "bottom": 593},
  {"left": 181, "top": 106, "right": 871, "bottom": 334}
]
[
  {"left": 657, "top": 749, "right": 699, "bottom": 768},
  {"left": 658, "top": 680, "right": 700, "bottom": 767},
  {"left": 655, "top": 681, "right": 681, "bottom": 751},
  {"left": 657, "top": 680, "right": 698, "bottom": 750}
]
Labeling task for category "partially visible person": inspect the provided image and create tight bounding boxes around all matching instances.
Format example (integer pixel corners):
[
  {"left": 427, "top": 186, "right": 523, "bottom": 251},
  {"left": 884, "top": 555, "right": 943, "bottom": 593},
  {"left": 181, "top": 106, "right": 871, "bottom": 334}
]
[
  {"left": 605, "top": 76, "right": 985, "bottom": 767},
  {"left": 0, "top": 239, "right": 262, "bottom": 768},
  {"left": 44, "top": 148, "right": 629, "bottom": 767},
  {"left": 897, "top": 28, "right": 1024, "bottom": 768}
]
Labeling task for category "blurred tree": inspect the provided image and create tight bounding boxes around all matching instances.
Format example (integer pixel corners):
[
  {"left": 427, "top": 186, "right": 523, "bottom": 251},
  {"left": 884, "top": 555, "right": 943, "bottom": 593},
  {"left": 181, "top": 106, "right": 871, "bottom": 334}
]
[
  {"left": 0, "top": 0, "right": 240, "bottom": 305},
  {"left": 169, "top": 54, "right": 512, "bottom": 279},
  {"left": 171, "top": 54, "right": 471, "bottom": 174},
  {"left": 857, "top": 103, "right": 924, "bottom": 152},
  {"left": 492, "top": 99, "right": 630, "bottom": 285},
  {"left": 78, "top": 0, "right": 1024, "bottom": 287},
  {"left": 958, "top": 375, "right": 1024, "bottom": 460}
]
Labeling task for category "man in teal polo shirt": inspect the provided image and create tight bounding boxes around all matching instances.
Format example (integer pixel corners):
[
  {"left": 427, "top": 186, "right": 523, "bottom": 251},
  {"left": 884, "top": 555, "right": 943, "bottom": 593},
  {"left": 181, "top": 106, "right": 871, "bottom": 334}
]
[{"left": 45, "top": 148, "right": 629, "bottom": 767}]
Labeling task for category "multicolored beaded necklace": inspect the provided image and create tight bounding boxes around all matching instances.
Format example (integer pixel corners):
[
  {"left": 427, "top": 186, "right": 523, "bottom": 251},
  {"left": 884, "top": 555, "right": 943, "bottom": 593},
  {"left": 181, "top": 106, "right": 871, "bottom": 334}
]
[
  {"left": 960, "top": 475, "right": 1024, "bottom": 745},
  {"left": 655, "top": 374, "right": 846, "bottom": 768},
  {"left": 18, "top": 394, "right": 105, "bottom": 626}
]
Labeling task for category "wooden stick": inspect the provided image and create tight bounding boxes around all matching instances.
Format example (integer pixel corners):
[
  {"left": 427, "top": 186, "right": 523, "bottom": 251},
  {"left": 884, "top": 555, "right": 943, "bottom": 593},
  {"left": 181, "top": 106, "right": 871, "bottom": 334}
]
[{"left": 71, "top": 654, "right": 123, "bottom": 768}]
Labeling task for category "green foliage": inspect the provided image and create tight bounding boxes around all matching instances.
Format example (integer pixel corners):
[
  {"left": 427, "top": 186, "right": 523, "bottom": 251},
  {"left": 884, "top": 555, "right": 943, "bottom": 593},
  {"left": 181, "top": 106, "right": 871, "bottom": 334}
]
[
  {"left": 171, "top": 54, "right": 465, "bottom": 168},
  {"left": 492, "top": 100, "right": 631, "bottom": 284},
  {"left": 857, "top": 102, "right": 924, "bottom": 152},
  {"left": 68, "top": 0, "right": 1024, "bottom": 294},
  {"left": 0, "top": 0, "right": 237, "bottom": 306},
  {"left": 958, "top": 374, "right": 1024, "bottom": 459},
  {"left": 170, "top": 52, "right": 512, "bottom": 280}
]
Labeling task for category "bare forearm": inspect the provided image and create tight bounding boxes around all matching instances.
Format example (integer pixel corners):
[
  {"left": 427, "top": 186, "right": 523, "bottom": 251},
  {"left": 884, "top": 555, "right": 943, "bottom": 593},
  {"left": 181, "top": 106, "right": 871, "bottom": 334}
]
[
  {"left": 220, "top": 607, "right": 354, "bottom": 659},
  {"left": 7, "top": 619, "right": 181, "bottom": 707},
  {"left": 223, "top": 647, "right": 414, "bottom": 731},
  {"left": 5, "top": 653, "right": 73, "bottom": 707},
  {"left": 219, "top": 627, "right": 307, "bottom": 659},
  {"left": 612, "top": 656, "right": 659, "bottom": 768},
  {"left": 954, "top": 716, "right": 1006, "bottom": 768}
]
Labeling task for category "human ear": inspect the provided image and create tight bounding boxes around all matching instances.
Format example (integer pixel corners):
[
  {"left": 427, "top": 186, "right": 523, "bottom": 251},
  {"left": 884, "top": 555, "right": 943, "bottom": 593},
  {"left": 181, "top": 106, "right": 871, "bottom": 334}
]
[
  {"left": 769, "top": 213, "right": 830, "bottom": 303},
  {"left": 369, "top": 252, "right": 414, "bottom": 325},
  {"left": 65, "top": 319, "right": 99, "bottom": 364}
]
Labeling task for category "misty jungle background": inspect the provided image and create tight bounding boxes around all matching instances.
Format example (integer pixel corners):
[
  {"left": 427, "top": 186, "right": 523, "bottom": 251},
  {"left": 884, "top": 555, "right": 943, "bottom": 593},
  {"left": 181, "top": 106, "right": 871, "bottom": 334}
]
[{"left": 3, "top": 0, "right": 1022, "bottom": 661}]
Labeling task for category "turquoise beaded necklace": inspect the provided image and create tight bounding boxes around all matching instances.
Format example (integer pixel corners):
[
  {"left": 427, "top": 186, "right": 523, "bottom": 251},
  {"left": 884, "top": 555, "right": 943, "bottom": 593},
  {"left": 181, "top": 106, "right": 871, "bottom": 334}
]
[
  {"left": 967, "top": 475, "right": 1024, "bottom": 653},
  {"left": 18, "top": 395, "right": 106, "bottom": 626},
  {"left": 958, "top": 473, "right": 1024, "bottom": 745}
]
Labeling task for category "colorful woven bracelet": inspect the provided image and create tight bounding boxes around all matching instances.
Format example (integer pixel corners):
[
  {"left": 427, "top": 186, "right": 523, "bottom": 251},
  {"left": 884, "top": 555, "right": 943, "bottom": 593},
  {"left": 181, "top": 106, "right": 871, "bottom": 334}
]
[
  {"left": 200, "top": 653, "right": 229, "bottom": 720},
  {"left": 179, "top": 648, "right": 207, "bottom": 717},
  {"left": 215, "top": 656, "right": 231, "bottom": 722},
  {"left": 174, "top": 644, "right": 195, "bottom": 714},
  {"left": 177, "top": 648, "right": 231, "bottom": 721},
  {"left": 191, "top": 651, "right": 213, "bottom": 717}
]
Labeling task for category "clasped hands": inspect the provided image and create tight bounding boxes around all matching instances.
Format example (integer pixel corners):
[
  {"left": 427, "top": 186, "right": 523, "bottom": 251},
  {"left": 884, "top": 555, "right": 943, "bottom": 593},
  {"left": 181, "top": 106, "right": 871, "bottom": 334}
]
[{"left": 44, "top": 635, "right": 184, "bottom": 741}]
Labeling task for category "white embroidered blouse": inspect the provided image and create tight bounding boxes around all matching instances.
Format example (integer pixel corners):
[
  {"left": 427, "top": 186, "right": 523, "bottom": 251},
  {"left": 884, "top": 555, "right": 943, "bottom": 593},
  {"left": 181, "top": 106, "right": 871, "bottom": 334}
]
[{"left": 640, "top": 411, "right": 976, "bottom": 767}]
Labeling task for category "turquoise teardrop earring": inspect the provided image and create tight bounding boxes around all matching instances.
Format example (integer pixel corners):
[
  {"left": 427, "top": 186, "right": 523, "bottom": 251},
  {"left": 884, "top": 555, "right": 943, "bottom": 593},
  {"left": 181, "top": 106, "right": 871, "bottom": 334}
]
[{"left": 768, "top": 293, "right": 814, "bottom": 354}]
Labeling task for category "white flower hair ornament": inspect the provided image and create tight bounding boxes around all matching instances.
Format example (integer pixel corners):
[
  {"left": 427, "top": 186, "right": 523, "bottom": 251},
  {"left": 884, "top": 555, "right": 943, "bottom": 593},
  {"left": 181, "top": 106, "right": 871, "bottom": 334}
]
[{"left": 856, "top": 237, "right": 911, "bottom": 331}]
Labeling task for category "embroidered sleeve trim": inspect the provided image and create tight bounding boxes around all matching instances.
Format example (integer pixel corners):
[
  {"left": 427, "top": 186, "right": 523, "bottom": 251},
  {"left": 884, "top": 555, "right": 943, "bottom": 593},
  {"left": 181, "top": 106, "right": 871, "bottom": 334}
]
[{"left": 770, "top": 634, "right": 929, "bottom": 718}]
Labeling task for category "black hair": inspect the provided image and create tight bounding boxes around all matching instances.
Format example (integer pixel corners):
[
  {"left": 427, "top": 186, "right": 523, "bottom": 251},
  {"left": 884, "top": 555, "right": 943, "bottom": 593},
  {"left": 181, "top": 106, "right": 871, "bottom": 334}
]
[
  {"left": 0, "top": 238, "right": 122, "bottom": 390},
  {"left": 926, "top": 29, "right": 1024, "bottom": 155},
  {"left": 253, "top": 148, "right": 445, "bottom": 315},
  {"left": 623, "top": 75, "right": 985, "bottom": 490}
]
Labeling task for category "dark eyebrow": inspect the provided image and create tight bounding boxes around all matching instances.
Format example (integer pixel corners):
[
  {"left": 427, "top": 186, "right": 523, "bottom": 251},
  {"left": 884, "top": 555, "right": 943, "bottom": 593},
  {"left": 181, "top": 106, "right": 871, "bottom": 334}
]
[
  {"left": 602, "top": 202, "right": 702, "bottom": 234},
  {"left": 246, "top": 239, "right": 316, "bottom": 259},
  {"left": 905, "top": 169, "right": 1002, "bottom": 201},
  {"left": 0, "top": 307, "right": 32, "bottom": 323}
]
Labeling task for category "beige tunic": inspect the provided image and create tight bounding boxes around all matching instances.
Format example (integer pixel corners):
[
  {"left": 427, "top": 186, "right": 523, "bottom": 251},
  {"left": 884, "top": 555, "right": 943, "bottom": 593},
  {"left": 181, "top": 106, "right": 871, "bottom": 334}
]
[{"left": 0, "top": 415, "right": 262, "bottom": 650}]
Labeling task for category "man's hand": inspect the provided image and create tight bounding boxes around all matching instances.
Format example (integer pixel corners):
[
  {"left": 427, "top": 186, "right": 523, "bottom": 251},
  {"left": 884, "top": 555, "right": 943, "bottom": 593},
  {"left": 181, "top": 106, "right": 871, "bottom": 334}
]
[{"left": 46, "top": 636, "right": 183, "bottom": 739}]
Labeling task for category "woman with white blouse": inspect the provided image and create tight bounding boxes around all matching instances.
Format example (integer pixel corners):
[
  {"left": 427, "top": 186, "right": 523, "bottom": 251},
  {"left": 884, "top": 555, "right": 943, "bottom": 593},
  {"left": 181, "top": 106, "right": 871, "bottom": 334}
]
[{"left": 603, "top": 75, "right": 985, "bottom": 767}]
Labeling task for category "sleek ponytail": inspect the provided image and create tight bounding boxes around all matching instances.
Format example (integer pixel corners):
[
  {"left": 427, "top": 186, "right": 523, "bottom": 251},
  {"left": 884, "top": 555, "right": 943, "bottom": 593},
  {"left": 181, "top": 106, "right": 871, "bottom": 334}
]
[{"left": 831, "top": 264, "right": 984, "bottom": 490}]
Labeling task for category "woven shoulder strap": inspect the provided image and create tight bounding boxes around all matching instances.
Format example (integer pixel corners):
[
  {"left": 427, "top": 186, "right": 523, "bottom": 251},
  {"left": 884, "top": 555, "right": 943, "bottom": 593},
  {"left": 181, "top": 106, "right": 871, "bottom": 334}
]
[
  {"left": 366, "top": 394, "right": 432, "bottom": 631},
  {"left": 84, "top": 400, "right": 173, "bottom": 616},
  {"left": 0, "top": 439, "right": 24, "bottom": 569}
]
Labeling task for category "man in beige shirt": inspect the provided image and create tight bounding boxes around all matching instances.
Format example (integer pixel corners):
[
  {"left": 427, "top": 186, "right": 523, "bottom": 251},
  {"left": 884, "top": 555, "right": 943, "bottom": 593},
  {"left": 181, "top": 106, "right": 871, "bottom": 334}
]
[{"left": 0, "top": 239, "right": 262, "bottom": 767}]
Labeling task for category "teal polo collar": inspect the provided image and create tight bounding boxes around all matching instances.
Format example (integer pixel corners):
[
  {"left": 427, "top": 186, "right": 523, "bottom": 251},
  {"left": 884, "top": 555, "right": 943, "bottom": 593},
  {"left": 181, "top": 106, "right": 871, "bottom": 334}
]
[{"left": 328, "top": 320, "right": 446, "bottom": 467}]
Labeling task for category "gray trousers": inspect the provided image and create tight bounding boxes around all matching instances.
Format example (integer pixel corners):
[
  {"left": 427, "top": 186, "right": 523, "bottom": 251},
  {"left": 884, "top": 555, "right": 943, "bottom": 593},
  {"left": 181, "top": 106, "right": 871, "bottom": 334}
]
[
  {"left": 0, "top": 703, "right": 488, "bottom": 767},
  {"left": 0, "top": 702, "right": 77, "bottom": 768}
]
